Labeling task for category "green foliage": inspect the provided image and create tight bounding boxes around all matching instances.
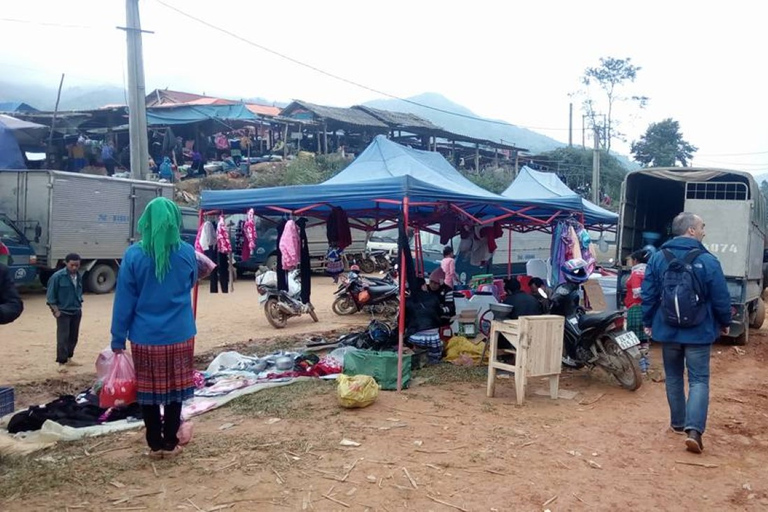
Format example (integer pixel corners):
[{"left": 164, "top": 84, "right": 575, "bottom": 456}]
[
  {"left": 461, "top": 168, "right": 513, "bottom": 194},
  {"left": 630, "top": 118, "right": 697, "bottom": 167},
  {"left": 580, "top": 57, "right": 649, "bottom": 151},
  {"left": 249, "top": 153, "right": 351, "bottom": 188}
]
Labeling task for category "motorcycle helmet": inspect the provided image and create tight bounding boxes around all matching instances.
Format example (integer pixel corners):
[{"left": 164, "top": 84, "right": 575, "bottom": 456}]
[
  {"left": 357, "top": 289, "right": 371, "bottom": 303},
  {"left": 561, "top": 258, "right": 590, "bottom": 284},
  {"left": 350, "top": 264, "right": 360, "bottom": 272}
]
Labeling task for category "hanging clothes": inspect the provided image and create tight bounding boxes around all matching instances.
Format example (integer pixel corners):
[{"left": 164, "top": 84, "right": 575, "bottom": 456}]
[
  {"left": 470, "top": 225, "right": 492, "bottom": 266},
  {"left": 280, "top": 219, "right": 300, "bottom": 270},
  {"left": 327, "top": 207, "right": 352, "bottom": 250},
  {"left": 439, "top": 211, "right": 459, "bottom": 245},
  {"left": 297, "top": 218, "right": 311, "bottom": 305},
  {"left": 457, "top": 224, "right": 473, "bottom": 257},
  {"left": 161, "top": 127, "right": 176, "bottom": 156},
  {"left": 216, "top": 216, "right": 232, "bottom": 254},
  {"left": 276, "top": 220, "right": 287, "bottom": 291},
  {"left": 195, "top": 220, "right": 216, "bottom": 253},
  {"left": 243, "top": 208, "right": 257, "bottom": 261}
]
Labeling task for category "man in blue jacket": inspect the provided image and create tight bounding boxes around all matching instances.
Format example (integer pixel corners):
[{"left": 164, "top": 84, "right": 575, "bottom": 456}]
[{"left": 641, "top": 212, "right": 731, "bottom": 454}]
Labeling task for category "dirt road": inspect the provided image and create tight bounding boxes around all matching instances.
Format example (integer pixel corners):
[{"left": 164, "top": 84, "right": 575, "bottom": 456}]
[{"left": 3, "top": 276, "right": 367, "bottom": 384}]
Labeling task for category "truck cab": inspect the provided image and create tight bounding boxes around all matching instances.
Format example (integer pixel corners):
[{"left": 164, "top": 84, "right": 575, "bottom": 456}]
[
  {"left": 0, "top": 213, "right": 37, "bottom": 285},
  {"left": 618, "top": 167, "right": 767, "bottom": 344}
]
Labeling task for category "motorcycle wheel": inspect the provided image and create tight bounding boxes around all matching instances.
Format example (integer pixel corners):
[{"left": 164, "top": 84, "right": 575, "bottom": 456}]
[
  {"left": 264, "top": 298, "right": 288, "bottom": 329},
  {"left": 308, "top": 304, "right": 319, "bottom": 322},
  {"left": 359, "top": 258, "right": 376, "bottom": 274},
  {"left": 597, "top": 336, "right": 643, "bottom": 391},
  {"left": 376, "top": 256, "right": 390, "bottom": 271},
  {"left": 332, "top": 295, "right": 357, "bottom": 316}
]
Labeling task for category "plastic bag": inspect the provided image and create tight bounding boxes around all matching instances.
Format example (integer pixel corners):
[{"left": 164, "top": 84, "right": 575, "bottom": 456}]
[
  {"left": 336, "top": 374, "right": 380, "bottom": 409},
  {"left": 195, "top": 251, "right": 217, "bottom": 280},
  {"left": 95, "top": 347, "right": 115, "bottom": 382},
  {"left": 99, "top": 352, "right": 138, "bottom": 408}
]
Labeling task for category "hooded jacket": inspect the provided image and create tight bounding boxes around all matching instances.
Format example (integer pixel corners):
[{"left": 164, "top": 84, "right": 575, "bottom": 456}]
[{"left": 640, "top": 236, "right": 731, "bottom": 344}]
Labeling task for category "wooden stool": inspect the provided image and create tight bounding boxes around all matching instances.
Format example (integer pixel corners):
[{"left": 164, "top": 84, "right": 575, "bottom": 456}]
[{"left": 486, "top": 315, "right": 565, "bottom": 405}]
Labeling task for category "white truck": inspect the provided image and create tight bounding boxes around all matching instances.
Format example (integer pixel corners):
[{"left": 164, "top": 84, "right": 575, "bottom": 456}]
[
  {"left": 0, "top": 170, "right": 174, "bottom": 293},
  {"left": 617, "top": 167, "right": 767, "bottom": 344}
]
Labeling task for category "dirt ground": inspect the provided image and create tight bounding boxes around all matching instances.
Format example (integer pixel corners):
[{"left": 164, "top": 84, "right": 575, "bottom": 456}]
[{"left": 3, "top": 280, "right": 768, "bottom": 511}]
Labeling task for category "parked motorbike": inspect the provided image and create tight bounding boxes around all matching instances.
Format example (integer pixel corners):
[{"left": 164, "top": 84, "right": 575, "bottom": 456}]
[
  {"left": 332, "top": 268, "right": 399, "bottom": 318},
  {"left": 550, "top": 280, "right": 643, "bottom": 391},
  {"left": 256, "top": 269, "right": 318, "bottom": 329}
]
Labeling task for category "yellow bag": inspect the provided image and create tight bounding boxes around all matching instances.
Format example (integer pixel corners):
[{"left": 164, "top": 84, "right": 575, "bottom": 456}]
[
  {"left": 336, "top": 374, "right": 380, "bottom": 409},
  {"left": 444, "top": 335, "right": 486, "bottom": 364}
]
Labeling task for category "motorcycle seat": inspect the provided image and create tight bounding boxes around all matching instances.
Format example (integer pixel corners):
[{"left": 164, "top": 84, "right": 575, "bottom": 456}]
[
  {"left": 368, "top": 284, "right": 396, "bottom": 295},
  {"left": 577, "top": 311, "right": 622, "bottom": 330}
]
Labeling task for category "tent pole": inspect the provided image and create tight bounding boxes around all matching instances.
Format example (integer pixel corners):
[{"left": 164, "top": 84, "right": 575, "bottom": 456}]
[
  {"left": 397, "top": 197, "right": 410, "bottom": 392},
  {"left": 507, "top": 227, "right": 513, "bottom": 278}
]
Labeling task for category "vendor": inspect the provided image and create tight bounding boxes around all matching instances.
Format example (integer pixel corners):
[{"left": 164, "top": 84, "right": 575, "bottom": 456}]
[
  {"left": 528, "top": 277, "right": 550, "bottom": 312},
  {"left": 503, "top": 278, "right": 543, "bottom": 318},
  {"left": 427, "top": 268, "right": 455, "bottom": 326},
  {"left": 406, "top": 277, "right": 444, "bottom": 363}
]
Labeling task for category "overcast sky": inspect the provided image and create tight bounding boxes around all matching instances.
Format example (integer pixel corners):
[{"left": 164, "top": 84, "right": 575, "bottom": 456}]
[{"left": 1, "top": 0, "right": 766, "bottom": 174}]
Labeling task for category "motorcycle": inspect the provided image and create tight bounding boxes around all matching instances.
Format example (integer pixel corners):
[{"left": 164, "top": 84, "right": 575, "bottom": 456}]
[
  {"left": 256, "top": 269, "right": 318, "bottom": 329},
  {"left": 550, "top": 281, "right": 643, "bottom": 391},
  {"left": 332, "top": 268, "right": 400, "bottom": 318}
]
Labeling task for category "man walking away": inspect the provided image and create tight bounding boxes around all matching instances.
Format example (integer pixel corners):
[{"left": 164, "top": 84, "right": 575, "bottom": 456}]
[
  {"left": 0, "top": 261, "right": 24, "bottom": 325},
  {"left": 46, "top": 253, "right": 84, "bottom": 373},
  {"left": 641, "top": 212, "right": 731, "bottom": 454}
]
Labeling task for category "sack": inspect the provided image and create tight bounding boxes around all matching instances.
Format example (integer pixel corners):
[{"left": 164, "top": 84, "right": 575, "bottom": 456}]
[
  {"left": 336, "top": 374, "right": 380, "bottom": 408},
  {"left": 660, "top": 249, "right": 707, "bottom": 327},
  {"left": 99, "top": 352, "right": 138, "bottom": 408},
  {"left": 343, "top": 350, "right": 411, "bottom": 390}
]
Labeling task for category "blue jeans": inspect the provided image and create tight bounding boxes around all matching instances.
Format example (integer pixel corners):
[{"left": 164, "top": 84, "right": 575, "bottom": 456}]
[{"left": 661, "top": 343, "right": 711, "bottom": 434}]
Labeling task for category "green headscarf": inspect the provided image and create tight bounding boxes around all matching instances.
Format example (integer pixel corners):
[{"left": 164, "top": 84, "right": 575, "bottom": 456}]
[{"left": 138, "top": 197, "right": 182, "bottom": 282}]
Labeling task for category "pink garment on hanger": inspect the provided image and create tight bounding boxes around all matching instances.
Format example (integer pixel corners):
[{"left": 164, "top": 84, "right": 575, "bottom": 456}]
[
  {"left": 242, "top": 208, "right": 257, "bottom": 260},
  {"left": 280, "top": 219, "right": 300, "bottom": 269},
  {"left": 217, "top": 215, "right": 232, "bottom": 254}
]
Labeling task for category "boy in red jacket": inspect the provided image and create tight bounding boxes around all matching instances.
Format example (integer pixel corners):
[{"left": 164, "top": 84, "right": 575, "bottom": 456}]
[{"left": 624, "top": 247, "right": 653, "bottom": 374}]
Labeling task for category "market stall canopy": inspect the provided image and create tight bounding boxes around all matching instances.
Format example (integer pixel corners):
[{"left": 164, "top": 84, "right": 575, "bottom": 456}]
[
  {"left": 0, "top": 121, "right": 26, "bottom": 169},
  {"left": 0, "top": 114, "right": 49, "bottom": 146},
  {"left": 202, "top": 136, "right": 565, "bottom": 227},
  {"left": 502, "top": 166, "right": 618, "bottom": 227},
  {"left": 146, "top": 104, "right": 259, "bottom": 126}
]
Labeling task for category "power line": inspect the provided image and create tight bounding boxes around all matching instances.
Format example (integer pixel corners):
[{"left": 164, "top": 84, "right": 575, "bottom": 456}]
[{"left": 153, "top": 0, "right": 572, "bottom": 133}]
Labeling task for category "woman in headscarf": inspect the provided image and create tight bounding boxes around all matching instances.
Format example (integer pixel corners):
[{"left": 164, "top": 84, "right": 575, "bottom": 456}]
[{"left": 110, "top": 197, "right": 197, "bottom": 460}]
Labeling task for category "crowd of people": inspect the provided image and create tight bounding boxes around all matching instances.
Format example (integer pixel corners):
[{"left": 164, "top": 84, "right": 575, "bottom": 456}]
[{"left": 0, "top": 211, "right": 733, "bottom": 457}]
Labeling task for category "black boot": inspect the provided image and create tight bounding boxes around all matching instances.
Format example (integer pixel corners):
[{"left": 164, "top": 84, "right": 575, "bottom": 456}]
[{"left": 685, "top": 429, "right": 704, "bottom": 453}]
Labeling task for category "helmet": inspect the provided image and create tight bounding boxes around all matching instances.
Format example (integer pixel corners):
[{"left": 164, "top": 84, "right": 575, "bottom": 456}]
[
  {"left": 561, "top": 258, "right": 590, "bottom": 284},
  {"left": 350, "top": 264, "right": 360, "bottom": 272}
]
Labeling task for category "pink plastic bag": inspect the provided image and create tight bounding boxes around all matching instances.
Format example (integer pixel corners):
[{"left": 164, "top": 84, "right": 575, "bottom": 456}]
[
  {"left": 195, "top": 251, "right": 217, "bottom": 280},
  {"left": 95, "top": 347, "right": 115, "bottom": 382},
  {"left": 99, "top": 352, "right": 138, "bottom": 408},
  {"left": 178, "top": 421, "right": 194, "bottom": 446}
]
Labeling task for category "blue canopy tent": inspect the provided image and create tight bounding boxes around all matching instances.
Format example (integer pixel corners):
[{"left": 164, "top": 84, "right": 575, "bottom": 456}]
[
  {"left": 200, "top": 136, "right": 576, "bottom": 390},
  {"left": 501, "top": 166, "right": 618, "bottom": 230},
  {"left": 146, "top": 104, "right": 260, "bottom": 126}
]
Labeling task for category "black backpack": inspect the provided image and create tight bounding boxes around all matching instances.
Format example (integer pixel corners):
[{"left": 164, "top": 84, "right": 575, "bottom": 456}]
[{"left": 660, "top": 249, "right": 707, "bottom": 328}]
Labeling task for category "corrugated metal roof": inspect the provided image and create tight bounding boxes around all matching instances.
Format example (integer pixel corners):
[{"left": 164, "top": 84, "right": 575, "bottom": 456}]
[
  {"left": 281, "top": 100, "right": 388, "bottom": 128},
  {"left": 246, "top": 104, "right": 281, "bottom": 117},
  {"left": 353, "top": 105, "right": 439, "bottom": 131}
]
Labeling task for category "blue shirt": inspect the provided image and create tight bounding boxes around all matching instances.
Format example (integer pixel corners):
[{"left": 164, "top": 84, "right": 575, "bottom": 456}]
[
  {"left": 111, "top": 242, "right": 198, "bottom": 349},
  {"left": 46, "top": 268, "right": 83, "bottom": 314},
  {"left": 102, "top": 145, "right": 115, "bottom": 160}
]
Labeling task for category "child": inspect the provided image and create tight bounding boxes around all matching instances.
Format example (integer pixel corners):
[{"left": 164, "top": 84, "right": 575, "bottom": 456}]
[
  {"left": 440, "top": 246, "right": 456, "bottom": 289},
  {"left": 624, "top": 247, "right": 653, "bottom": 374}
]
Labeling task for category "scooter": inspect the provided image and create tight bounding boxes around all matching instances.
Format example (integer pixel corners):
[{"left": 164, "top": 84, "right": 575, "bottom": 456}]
[
  {"left": 550, "top": 281, "right": 643, "bottom": 391},
  {"left": 332, "top": 268, "right": 399, "bottom": 318},
  {"left": 256, "top": 269, "right": 318, "bottom": 329}
]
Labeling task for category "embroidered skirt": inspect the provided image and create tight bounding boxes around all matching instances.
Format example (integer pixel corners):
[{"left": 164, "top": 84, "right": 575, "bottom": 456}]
[
  {"left": 626, "top": 305, "right": 649, "bottom": 342},
  {"left": 131, "top": 338, "right": 195, "bottom": 405}
]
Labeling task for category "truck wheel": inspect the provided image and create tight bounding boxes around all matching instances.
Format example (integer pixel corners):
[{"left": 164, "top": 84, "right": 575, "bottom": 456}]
[
  {"left": 749, "top": 298, "right": 766, "bottom": 329},
  {"left": 86, "top": 264, "right": 117, "bottom": 294},
  {"left": 39, "top": 270, "right": 54, "bottom": 288}
]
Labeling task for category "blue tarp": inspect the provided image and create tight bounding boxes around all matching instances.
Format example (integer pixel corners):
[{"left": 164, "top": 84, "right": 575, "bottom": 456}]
[
  {"left": 0, "top": 121, "right": 26, "bottom": 169},
  {"left": 501, "top": 166, "right": 618, "bottom": 227},
  {"left": 201, "top": 136, "right": 564, "bottom": 225},
  {"left": 146, "top": 104, "right": 259, "bottom": 126}
]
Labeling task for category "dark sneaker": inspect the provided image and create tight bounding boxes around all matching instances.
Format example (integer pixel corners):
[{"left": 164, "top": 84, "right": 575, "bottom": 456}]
[{"left": 685, "top": 430, "right": 704, "bottom": 453}]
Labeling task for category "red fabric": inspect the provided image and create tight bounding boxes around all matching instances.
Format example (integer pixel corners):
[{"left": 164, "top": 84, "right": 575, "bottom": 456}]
[
  {"left": 624, "top": 266, "right": 646, "bottom": 308},
  {"left": 131, "top": 338, "right": 194, "bottom": 405},
  {"left": 327, "top": 207, "right": 352, "bottom": 250},
  {"left": 485, "top": 221, "right": 504, "bottom": 253},
  {"left": 242, "top": 208, "right": 257, "bottom": 260},
  {"left": 216, "top": 215, "right": 232, "bottom": 254}
]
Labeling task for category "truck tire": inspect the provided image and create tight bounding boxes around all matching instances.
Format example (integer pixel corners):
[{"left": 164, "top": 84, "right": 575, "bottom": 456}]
[
  {"left": 750, "top": 298, "right": 766, "bottom": 329},
  {"left": 39, "top": 270, "right": 54, "bottom": 289},
  {"left": 86, "top": 264, "right": 117, "bottom": 294}
]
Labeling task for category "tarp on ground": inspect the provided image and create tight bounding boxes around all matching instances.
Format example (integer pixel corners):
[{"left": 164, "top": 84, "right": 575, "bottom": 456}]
[
  {"left": 202, "top": 135, "right": 564, "bottom": 226},
  {"left": 146, "top": 104, "right": 260, "bottom": 126},
  {"left": 502, "top": 166, "right": 618, "bottom": 227}
]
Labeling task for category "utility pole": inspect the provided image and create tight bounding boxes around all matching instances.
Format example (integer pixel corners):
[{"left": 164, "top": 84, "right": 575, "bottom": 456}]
[
  {"left": 121, "top": 0, "right": 151, "bottom": 180},
  {"left": 581, "top": 115, "right": 586, "bottom": 149},
  {"left": 592, "top": 125, "right": 601, "bottom": 205},
  {"left": 568, "top": 103, "right": 573, "bottom": 147}
]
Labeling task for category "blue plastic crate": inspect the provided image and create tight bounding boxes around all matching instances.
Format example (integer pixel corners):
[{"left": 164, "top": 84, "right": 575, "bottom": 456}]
[{"left": 0, "top": 387, "right": 14, "bottom": 416}]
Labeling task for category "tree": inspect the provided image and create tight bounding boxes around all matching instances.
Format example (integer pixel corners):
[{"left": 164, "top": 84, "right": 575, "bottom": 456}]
[
  {"left": 630, "top": 118, "right": 697, "bottom": 167},
  {"left": 581, "top": 57, "right": 649, "bottom": 152}
]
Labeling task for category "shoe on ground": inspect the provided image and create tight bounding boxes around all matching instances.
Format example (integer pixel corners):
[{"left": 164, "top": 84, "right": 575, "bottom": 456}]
[
  {"left": 162, "top": 445, "right": 183, "bottom": 459},
  {"left": 66, "top": 359, "right": 83, "bottom": 367},
  {"left": 57, "top": 364, "right": 68, "bottom": 373},
  {"left": 685, "top": 430, "right": 704, "bottom": 453}
]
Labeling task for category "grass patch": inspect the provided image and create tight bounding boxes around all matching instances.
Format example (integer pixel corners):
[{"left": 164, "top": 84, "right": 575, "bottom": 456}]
[
  {"left": 413, "top": 363, "right": 487, "bottom": 386},
  {"left": 228, "top": 379, "right": 336, "bottom": 419}
]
